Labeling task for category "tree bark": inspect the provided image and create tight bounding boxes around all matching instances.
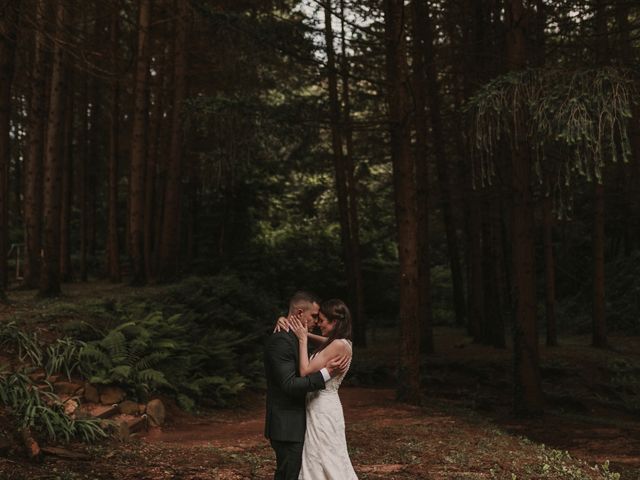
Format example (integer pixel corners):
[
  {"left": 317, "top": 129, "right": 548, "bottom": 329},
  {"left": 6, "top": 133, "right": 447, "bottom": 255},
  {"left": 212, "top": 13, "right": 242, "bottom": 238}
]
[
  {"left": 542, "top": 196, "right": 557, "bottom": 346},
  {"left": 106, "top": 7, "right": 121, "bottom": 283},
  {"left": 60, "top": 72, "right": 74, "bottom": 281},
  {"left": 340, "top": 0, "right": 366, "bottom": 347},
  {"left": 79, "top": 73, "right": 89, "bottom": 282},
  {"left": 40, "top": 0, "right": 67, "bottom": 296},
  {"left": 23, "top": 0, "right": 45, "bottom": 286},
  {"left": 592, "top": 183, "right": 607, "bottom": 347},
  {"left": 158, "top": 0, "right": 187, "bottom": 280},
  {"left": 410, "top": 0, "right": 433, "bottom": 354},
  {"left": 384, "top": 0, "right": 421, "bottom": 404},
  {"left": 506, "top": 0, "right": 543, "bottom": 415},
  {"left": 323, "top": 0, "right": 360, "bottom": 345},
  {"left": 128, "top": 0, "right": 151, "bottom": 285},
  {"left": 591, "top": 0, "right": 608, "bottom": 348},
  {"left": 420, "top": 0, "right": 466, "bottom": 329},
  {"left": 0, "top": 2, "right": 19, "bottom": 292}
]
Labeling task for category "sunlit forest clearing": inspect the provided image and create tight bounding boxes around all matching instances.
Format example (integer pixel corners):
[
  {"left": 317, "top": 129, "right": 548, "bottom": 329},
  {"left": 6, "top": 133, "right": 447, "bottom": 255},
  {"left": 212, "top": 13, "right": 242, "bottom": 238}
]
[{"left": 1, "top": 0, "right": 640, "bottom": 478}]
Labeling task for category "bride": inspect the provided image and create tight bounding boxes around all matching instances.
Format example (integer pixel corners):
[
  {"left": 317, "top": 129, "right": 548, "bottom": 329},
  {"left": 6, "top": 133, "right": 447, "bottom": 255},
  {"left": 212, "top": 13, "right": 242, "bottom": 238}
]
[{"left": 286, "top": 299, "right": 358, "bottom": 480}]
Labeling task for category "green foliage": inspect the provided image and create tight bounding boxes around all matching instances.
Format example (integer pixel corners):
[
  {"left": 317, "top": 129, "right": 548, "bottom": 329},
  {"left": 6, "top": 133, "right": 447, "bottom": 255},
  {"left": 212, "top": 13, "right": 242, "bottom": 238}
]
[
  {"left": 608, "top": 358, "right": 640, "bottom": 412},
  {"left": 0, "top": 367, "right": 107, "bottom": 443},
  {"left": 556, "top": 251, "right": 640, "bottom": 335},
  {"left": 45, "top": 338, "right": 85, "bottom": 381},
  {"left": 533, "top": 446, "right": 620, "bottom": 480},
  {"left": 0, "top": 321, "right": 43, "bottom": 365}
]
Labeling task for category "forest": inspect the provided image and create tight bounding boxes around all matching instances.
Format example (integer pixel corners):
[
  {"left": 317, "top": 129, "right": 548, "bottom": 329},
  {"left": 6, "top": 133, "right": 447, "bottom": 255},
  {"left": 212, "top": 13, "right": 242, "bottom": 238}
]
[{"left": 0, "top": 0, "right": 639, "bottom": 478}]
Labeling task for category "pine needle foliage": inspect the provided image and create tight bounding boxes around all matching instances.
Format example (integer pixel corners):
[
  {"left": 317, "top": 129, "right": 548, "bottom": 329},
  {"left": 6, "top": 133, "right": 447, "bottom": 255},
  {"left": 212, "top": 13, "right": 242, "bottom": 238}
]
[{"left": 468, "top": 67, "right": 637, "bottom": 216}]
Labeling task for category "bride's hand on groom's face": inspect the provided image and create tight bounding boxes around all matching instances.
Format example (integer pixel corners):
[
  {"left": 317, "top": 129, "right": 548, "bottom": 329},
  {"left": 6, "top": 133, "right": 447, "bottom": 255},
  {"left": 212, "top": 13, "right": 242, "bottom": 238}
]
[{"left": 289, "top": 317, "right": 307, "bottom": 340}]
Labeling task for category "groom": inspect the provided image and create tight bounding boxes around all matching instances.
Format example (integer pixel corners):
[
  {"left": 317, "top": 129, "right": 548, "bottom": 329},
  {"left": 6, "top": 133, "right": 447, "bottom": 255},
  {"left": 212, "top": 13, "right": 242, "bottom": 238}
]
[{"left": 264, "top": 291, "right": 348, "bottom": 480}]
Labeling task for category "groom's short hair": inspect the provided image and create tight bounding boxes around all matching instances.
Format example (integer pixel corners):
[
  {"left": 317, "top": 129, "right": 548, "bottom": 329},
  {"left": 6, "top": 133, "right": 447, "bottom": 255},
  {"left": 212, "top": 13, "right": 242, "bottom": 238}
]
[{"left": 288, "top": 291, "right": 319, "bottom": 314}]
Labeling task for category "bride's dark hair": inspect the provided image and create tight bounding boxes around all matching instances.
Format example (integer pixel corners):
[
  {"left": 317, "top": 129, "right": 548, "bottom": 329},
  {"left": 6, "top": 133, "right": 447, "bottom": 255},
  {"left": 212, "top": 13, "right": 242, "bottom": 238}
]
[{"left": 314, "top": 299, "right": 352, "bottom": 355}]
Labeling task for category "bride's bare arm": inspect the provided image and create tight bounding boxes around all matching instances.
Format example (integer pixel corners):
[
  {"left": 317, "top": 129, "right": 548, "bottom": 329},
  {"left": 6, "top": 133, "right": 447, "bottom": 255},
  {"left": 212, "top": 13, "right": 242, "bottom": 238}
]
[
  {"left": 289, "top": 319, "right": 350, "bottom": 376},
  {"left": 307, "top": 332, "right": 328, "bottom": 345}
]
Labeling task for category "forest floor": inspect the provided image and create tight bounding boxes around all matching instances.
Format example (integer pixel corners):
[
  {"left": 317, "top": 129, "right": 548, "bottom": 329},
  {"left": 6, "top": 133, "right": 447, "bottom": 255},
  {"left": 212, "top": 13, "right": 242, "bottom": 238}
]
[{"left": 0, "top": 282, "right": 639, "bottom": 479}]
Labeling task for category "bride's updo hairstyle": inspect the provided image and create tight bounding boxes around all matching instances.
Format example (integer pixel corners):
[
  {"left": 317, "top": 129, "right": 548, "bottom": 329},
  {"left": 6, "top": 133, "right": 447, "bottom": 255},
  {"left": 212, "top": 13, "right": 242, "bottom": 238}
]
[{"left": 315, "top": 299, "right": 352, "bottom": 355}]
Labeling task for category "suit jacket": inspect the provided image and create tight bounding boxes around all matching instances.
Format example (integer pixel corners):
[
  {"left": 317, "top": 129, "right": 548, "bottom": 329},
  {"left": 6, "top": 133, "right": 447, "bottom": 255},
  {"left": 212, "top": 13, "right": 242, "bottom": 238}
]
[{"left": 264, "top": 330, "right": 325, "bottom": 442}]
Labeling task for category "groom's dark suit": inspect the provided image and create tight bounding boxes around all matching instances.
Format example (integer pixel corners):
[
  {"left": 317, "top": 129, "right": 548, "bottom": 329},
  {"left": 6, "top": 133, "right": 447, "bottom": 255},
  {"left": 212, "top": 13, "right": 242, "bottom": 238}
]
[{"left": 264, "top": 330, "right": 325, "bottom": 480}]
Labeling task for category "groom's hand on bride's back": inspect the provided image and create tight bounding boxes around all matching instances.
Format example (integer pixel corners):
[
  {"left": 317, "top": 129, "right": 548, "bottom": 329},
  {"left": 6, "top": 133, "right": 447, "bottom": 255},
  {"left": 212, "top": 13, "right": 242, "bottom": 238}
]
[{"left": 326, "top": 355, "right": 350, "bottom": 378}]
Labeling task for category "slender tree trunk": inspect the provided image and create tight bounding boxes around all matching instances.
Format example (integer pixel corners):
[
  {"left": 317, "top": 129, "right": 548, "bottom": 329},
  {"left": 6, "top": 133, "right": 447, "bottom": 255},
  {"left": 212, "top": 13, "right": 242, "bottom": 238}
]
[
  {"left": 79, "top": 74, "right": 88, "bottom": 282},
  {"left": 410, "top": 0, "right": 433, "bottom": 354},
  {"left": 592, "top": 183, "right": 607, "bottom": 347},
  {"left": 40, "top": 1, "right": 67, "bottom": 296},
  {"left": 106, "top": 8, "right": 121, "bottom": 282},
  {"left": 88, "top": 81, "right": 101, "bottom": 258},
  {"left": 185, "top": 153, "right": 198, "bottom": 263},
  {"left": 158, "top": 0, "right": 187, "bottom": 280},
  {"left": 506, "top": 0, "right": 543, "bottom": 415},
  {"left": 340, "top": 0, "right": 366, "bottom": 347},
  {"left": 128, "top": 0, "right": 151, "bottom": 285},
  {"left": 384, "top": 0, "right": 421, "bottom": 404},
  {"left": 420, "top": 0, "right": 466, "bottom": 329},
  {"left": 0, "top": 2, "right": 18, "bottom": 292},
  {"left": 60, "top": 73, "right": 74, "bottom": 281},
  {"left": 24, "top": 3, "right": 46, "bottom": 285},
  {"left": 591, "top": 0, "right": 608, "bottom": 348},
  {"left": 614, "top": 2, "right": 640, "bottom": 254},
  {"left": 144, "top": 58, "right": 161, "bottom": 282},
  {"left": 323, "top": 0, "right": 357, "bottom": 343},
  {"left": 543, "top": 196, "right": 557, "bottom": 346},
  {"left": 461, "top": 0, "right": 486, "bottom": 341}
]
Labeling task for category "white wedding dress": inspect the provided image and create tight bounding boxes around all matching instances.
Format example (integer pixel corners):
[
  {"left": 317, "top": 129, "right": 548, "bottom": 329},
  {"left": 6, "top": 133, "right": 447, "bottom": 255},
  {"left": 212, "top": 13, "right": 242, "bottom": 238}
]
[{"left": 299, "top": 339, "right": 358, "bottom": 480}]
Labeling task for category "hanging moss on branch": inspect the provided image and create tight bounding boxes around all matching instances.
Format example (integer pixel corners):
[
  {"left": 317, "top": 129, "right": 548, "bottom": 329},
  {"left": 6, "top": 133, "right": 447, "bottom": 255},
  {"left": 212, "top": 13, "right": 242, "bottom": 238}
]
[{"left": 468, "top": 67, "right": 637, "bottom": 213}]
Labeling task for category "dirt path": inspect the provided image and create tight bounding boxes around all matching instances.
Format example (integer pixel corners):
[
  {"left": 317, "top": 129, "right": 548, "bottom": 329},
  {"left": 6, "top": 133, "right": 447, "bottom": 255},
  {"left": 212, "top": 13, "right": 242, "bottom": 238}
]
[{"left": 136, "top": 386, "right": 638, "bottom": 480}]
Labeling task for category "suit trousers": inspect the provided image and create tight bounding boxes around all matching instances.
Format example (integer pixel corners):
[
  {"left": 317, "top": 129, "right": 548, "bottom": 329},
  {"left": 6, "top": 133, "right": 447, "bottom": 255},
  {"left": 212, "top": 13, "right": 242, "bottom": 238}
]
[{"left": 270, "top": 439, "right": 304, "bottom": 480}]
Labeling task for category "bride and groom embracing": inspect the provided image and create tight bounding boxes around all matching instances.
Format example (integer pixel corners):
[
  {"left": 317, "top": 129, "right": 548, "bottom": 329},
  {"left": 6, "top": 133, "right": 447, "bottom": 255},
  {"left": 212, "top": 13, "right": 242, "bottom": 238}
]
[{"left": 264, "top": 291, "right": 359, "bottom": 480}]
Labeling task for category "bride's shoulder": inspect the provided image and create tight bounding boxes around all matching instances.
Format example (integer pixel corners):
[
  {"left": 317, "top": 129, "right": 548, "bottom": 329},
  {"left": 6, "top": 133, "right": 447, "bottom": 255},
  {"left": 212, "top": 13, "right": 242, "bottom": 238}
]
[{"left": 328, "top": 338, "right": 352, "bottom": 355}]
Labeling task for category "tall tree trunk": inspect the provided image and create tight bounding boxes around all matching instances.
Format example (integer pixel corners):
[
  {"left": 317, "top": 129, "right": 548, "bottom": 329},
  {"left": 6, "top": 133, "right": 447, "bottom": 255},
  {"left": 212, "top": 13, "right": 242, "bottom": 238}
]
[
  {"left": 410, "top": 0, "right": 433, "bottom": 354},
  {"left": 88, "top": 81, "right": 101, "bottom": 258},
  {"left": 158, "top": 0, "right": 187, "bottom": 280},
  {"left": 60, "top": 73, "right": 74, "bottom": 281},
  {"left": 106, "top": 8, "right": 121, "bottom": 283},
  {"left": 340, "top": 0, "right": 366, "bottom": 347},
  {"left": 592, "top": 183, "right": 607, "bottom": 347},
  {"left": 144, "top": 55, "right": 162, "bottom": 282},
  {"left": 543, "top": 196, "right": 557, "bottom": 346},
  {"left": 23, "top": 0, "right": 46, "bottom": 288},
  {"left": 0, "top": 2, "right": 18, "bottom": 292},
  {"left": 384, "top": 0, "right": 421, "bottom": 404},
  {"left": 615, "top": 0, "right": 640, "bottom": 255},
  {"left": 323, "top": 0, "right": 359, "bottom": 344},
  {"left": 79, "top": 74, "right": 89, "bottom": 282},
  {"left": 506, "top": 0, "right": 543, "bottom": 415},
  {"left": 533, "top": 0, "right": 557, "bottom": 348},
  {"left": 461, "top": 0, "right": 486, "bottom": 341},
  {"left": 420, "top": 0, "right": 466, "bottom": 329},
  {"left": 185, "top": 153, "right": 198, "bottom": 263},
  {"left": 592, "top": 0, "right": 608, "bottom": 348},
  {"left": 40, "top": 0, "right": 67, "bottom": 296},
  {"left": 128, "top": 0, "right": 151, "bottom": 285}
]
